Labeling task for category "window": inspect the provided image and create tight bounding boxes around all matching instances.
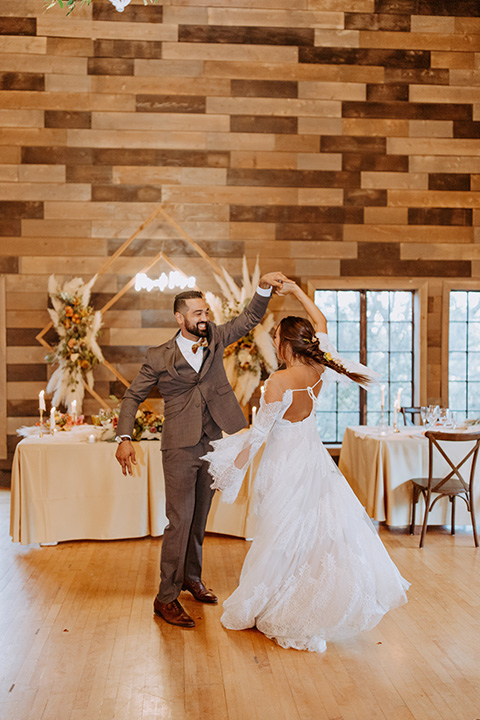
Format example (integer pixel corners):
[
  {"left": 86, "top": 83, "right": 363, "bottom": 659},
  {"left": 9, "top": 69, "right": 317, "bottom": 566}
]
[
  {"left": 314, "top": 289, "right": 415, "bottom": 443},
  {"left": 448, "top": 290, "right": 480, "bottom": 423}
]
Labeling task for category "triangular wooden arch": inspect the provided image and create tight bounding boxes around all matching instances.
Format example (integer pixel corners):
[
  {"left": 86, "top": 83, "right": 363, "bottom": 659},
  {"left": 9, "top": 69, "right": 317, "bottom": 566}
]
[{"left": 36, "top": 206, "right": 225, "bottom": 410}]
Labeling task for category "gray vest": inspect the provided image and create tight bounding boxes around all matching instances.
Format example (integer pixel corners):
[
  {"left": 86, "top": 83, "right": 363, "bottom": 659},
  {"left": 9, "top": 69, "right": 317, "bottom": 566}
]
[{"left": 174, "top": 345, "right": 222, "bottom": 441}]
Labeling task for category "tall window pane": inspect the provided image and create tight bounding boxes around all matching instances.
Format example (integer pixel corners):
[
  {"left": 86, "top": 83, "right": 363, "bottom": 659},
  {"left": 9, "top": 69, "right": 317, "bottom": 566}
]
[
  {"left": 449, "top": 290, "right": 480, "bottom": 422},
  {"left": 315, "top": 289, "right": 415, "bottom": 442},
  {"left": 314, "top": 290, "right": 360, "bottom": 443}
]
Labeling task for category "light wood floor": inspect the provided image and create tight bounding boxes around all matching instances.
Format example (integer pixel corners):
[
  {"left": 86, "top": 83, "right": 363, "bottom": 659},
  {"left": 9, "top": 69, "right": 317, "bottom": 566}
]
[{"left": 1, "top": 488, "right": 480, "bottom": 720}]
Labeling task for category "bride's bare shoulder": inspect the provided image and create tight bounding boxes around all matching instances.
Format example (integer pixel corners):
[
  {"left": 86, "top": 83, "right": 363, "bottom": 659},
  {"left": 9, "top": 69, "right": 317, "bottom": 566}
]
[{"left": 264, "top": 370, "right": 291, "bottom": 402}]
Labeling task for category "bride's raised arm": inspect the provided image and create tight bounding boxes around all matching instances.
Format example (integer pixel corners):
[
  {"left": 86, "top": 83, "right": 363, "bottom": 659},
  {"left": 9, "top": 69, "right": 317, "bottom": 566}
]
[{"left": 277, "top": 282, "right": 327, "bottom": 335}]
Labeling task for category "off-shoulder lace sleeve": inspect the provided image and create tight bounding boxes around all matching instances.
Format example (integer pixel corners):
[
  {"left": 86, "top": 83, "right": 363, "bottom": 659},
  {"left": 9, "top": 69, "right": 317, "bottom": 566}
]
[
  {"left": 316, "top": 331, "right": 379, "bottom": 390},
  {"left": 201, "top": 394, "right": 286, "bottom": 503}
]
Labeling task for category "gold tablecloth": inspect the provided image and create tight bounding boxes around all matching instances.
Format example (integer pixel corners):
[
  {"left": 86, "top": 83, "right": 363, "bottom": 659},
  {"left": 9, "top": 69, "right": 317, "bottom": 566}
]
[
  {"left": 10, "top": 437, "right": 259, "bottom": 545},
  {"left": 339, "top": 425, "right": 480, "bottom": 527}
]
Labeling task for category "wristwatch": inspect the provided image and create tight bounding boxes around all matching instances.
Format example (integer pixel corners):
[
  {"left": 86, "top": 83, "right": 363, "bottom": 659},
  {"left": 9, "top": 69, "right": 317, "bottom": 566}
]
[{"left": 115, "top": 435, "right": 131, "bottom": 444}]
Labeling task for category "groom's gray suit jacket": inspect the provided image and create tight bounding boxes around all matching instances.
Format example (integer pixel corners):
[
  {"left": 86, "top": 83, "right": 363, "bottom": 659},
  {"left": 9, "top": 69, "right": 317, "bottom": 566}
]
[{"left": 115, "top": 291, "right": 270, "bottom": 450}]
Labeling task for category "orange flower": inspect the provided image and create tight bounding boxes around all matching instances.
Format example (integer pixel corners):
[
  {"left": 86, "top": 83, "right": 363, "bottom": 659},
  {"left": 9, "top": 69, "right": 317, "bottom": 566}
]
[
  {"left": 65, "top": 306, "right": 74, "bottom": 317},
  {"left": 64, "top": 319, "right": 71, "bottom": 329},
  {"left": 72, "top": 314, "right": 81, "bottom": 324},
  {"left": 68, "top": 338, "right": 76, "bottom": 349},
  {"left": 81, "top": 359, "right": 89, "bottom": 369}
]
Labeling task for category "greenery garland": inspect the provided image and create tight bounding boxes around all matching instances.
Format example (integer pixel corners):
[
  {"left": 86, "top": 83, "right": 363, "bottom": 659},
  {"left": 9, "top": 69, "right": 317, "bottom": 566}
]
[{"left": 45, "top": 0, "right": 159, "bottom": 15}]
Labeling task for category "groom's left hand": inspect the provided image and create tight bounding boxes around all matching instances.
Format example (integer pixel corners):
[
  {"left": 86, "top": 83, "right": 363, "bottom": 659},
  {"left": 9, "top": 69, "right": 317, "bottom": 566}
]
[{"left": 259, "top": 271, "right": 294, "bottom": 292}]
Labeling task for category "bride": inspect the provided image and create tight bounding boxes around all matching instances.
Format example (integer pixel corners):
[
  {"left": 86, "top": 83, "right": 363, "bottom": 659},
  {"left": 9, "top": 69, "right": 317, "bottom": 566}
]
[{"left": 202, "top": 282, "right": 409, "bottom": 653}]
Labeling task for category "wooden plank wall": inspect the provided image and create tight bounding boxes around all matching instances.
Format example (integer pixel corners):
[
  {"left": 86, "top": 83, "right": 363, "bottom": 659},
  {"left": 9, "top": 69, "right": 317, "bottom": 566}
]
[{"left": 0, "top": 0, "right": 479, "bottom": 483}]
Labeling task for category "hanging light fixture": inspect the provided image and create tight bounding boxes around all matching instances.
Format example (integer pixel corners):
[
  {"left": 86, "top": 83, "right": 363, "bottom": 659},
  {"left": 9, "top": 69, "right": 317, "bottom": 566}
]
[{"left": 108, "top": 0, "right": 132, "bottom": 10}]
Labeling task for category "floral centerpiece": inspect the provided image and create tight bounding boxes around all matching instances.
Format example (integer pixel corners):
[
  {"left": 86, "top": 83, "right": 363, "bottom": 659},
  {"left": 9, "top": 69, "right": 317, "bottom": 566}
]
[
  {"left": 132, "top": 409, "right": 164, "bottom": 440},
  {"left": 16, "top": 410, "right": 85, "bottom": 438},
  {"left": 46, "top": 274, "right": 103, "bottom": 413},
  {"left": 205, "top": 258, "right": 278, "bottom": 406},
  {"left": 92, "top": 402, "right": 163, "bottom": 441}
]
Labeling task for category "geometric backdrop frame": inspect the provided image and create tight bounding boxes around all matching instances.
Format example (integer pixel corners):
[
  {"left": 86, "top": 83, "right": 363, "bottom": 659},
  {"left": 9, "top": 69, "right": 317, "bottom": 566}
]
[{"left": 35, "top": 206, "right": 224, "bottom": 410}]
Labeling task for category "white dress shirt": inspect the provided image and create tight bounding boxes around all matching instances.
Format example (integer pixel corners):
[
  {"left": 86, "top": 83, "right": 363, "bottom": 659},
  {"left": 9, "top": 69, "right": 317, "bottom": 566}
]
[
  {"left": 176, "top": 333, "right": 205, "bottom": 373},
  {"left": 176, "top": 286, "right": 272, "bottom": 371}
]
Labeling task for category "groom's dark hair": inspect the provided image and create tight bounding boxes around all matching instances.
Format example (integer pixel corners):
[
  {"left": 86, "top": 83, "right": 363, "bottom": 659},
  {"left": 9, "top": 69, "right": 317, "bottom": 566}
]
[{"left": 174, "top": 290, "right": 204, "bottom": 315}]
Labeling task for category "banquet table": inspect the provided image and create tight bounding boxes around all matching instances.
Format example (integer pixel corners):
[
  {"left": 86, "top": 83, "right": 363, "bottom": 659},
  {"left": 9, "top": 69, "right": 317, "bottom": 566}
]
[
  {"left": 10, "top": 432, "right": 259, "bottom": 545},
  {"left": 338, "top": 425, "right": 480, "bottom": 528}
]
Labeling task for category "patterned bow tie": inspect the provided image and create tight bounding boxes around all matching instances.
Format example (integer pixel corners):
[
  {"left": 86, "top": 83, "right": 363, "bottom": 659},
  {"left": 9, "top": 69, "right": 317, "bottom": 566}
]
[{"left": 192, "top": 338, "right": 208, "bottom": 354}]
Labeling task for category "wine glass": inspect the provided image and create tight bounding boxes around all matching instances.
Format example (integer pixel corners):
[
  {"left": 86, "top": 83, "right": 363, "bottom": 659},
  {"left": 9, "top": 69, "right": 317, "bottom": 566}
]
[
  {"left": 427, "top": 404, "right": 439, "bottom": 427},
  {"left": 420, "top": 406, "right": 428, "bottom": 426}
]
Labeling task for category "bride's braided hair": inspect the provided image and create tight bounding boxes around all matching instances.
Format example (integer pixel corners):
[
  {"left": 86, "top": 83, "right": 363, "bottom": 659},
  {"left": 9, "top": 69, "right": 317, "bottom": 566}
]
[{"left": 277, "top": 316, "right": 373, "bottom": 387}]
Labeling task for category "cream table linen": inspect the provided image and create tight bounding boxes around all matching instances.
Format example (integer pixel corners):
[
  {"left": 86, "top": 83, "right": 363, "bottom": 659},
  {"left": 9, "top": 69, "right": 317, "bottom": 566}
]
[
  {"left": 10, "top": 436, "right": 260, "bottom": 545},
  {"left": 339, "top": 426, "right": 480, "bottom": 528}
]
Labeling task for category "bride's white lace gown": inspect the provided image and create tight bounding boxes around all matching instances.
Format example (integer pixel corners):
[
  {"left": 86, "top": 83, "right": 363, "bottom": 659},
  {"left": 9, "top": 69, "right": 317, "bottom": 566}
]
[{"left": 203, "top": 335, "right": 409, "bottom": 654}]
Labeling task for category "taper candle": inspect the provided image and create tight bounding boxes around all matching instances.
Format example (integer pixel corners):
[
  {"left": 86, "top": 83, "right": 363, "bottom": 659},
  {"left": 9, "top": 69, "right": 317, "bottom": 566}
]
[
  {"left": 39, "top": 390, "right": 46, "bottom": 412},
  {"left": 50, "top": 406, "right": 56, "bottom": 433}
]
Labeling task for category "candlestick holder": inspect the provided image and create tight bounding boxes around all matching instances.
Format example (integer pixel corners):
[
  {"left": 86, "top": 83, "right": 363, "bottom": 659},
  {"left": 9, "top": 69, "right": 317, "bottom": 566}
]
[
  {"left": 377, "top": 407, "right": 388, "bottom": 435},
  {"left": 39, "top": 409, "right": 44, "bottom": 438},
  {"left": 393, "top": 407, "right": 400, "bottom": 433}
]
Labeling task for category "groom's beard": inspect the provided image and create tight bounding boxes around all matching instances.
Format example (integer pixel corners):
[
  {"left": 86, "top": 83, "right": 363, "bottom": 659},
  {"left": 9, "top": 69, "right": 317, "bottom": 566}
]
[{"left": 185, "top": 319, "right": 209, "bottom": 338}]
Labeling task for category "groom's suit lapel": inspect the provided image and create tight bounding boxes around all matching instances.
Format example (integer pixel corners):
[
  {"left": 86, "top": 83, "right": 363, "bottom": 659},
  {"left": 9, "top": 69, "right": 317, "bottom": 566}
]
[
  {"left": 199, "top": 330, "right": 216, "bottom": 379},
  {"left": 164, "top": 328, "right": 216, "bottom": 381},
  {"left": 165, "top": 333, "right": 181, "bottom": 380}
]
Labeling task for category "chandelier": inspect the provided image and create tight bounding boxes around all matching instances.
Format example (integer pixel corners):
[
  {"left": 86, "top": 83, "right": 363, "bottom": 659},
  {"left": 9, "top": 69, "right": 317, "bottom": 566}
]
[{"left": 108, "top": 0, "right": 131, "bottom": 10}]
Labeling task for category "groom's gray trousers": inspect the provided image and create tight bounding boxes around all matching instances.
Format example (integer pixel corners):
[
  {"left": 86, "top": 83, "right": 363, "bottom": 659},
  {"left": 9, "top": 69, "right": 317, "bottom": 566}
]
[{"left": 158, "top": 431, "right": 221, "bottom": 603}]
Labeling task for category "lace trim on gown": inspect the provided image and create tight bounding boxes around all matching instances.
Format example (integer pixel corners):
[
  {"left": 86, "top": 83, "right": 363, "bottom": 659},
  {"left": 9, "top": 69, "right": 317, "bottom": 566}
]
[{"left": 201, "top": 385, "right": 288, "bottom": 503}]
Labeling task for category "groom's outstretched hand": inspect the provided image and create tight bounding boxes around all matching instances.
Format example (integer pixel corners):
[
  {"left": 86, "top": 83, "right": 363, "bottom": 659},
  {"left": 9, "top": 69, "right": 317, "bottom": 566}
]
[
  {"left": 115, "top": 440, "right": 137, "bottom": 476},
  {"left": 259, "top": 271, "right": 294, "bottom": 293}
]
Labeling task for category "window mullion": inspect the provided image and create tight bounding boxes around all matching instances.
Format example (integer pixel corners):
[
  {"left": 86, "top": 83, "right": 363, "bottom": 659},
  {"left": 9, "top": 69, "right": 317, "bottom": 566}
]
[{"left": 360, "top": 290, "right": 367, "bottom": 425}]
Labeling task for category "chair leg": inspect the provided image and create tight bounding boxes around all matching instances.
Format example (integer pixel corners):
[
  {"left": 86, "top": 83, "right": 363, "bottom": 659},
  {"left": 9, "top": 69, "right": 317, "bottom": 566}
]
[
  {"left": 451, "top": 495, "right": 456, "bottom": 535},
  {"left": 470, "top": 494, "right": 479, "bottom": 548},
  {"left": 419, "top": 489, "right": 431, "bottom": 548},
  {"left": 410, "top": 485, "right": 418, "bottom": 535}
]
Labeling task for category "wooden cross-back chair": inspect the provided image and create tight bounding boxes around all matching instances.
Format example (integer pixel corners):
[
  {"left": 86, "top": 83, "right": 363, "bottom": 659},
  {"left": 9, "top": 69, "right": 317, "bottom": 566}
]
[
  {"left": 410, "top": 430, "right": 480, "bottom": 548},
  {"left": 401, "top": 406, "right": 422, "bottom": 426}
]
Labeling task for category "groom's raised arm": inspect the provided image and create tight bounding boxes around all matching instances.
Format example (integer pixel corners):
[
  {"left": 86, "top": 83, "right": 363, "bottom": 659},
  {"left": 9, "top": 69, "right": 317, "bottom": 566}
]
[{"left": 219, "top": 271, "right": 291, "bottom": 347}]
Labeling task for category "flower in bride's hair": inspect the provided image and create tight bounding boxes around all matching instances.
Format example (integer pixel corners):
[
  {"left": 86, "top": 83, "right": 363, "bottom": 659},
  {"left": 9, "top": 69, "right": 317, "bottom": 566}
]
[{"left": 302, "top": 337, "right": 311, "bottom": 344}]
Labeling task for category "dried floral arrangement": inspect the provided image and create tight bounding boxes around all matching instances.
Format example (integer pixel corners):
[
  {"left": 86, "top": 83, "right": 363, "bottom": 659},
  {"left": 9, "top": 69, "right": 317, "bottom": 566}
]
[{"left": 46, "top": 275, "right": 103, "bottom": 412}]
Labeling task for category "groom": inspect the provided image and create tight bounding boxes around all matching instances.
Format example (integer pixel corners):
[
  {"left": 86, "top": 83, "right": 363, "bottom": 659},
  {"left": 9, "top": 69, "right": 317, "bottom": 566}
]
[{"left": 115, "top": 270, "right": 289, "bottom": 627}]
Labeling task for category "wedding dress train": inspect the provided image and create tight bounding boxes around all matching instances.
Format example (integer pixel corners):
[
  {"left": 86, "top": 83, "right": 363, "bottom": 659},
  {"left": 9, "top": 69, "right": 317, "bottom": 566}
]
[{"left": 203, "top": 337, "right": 409, "bottom": 653}]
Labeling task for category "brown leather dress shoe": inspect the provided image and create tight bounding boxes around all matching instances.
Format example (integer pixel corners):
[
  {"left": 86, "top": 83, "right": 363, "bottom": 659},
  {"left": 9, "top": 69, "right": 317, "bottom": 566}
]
[
  {"left": 153, "top": 597, "right": 195, "bottom": 627},
  {"left": 182, "top": 579, "right": 218, "bottom": 604}
]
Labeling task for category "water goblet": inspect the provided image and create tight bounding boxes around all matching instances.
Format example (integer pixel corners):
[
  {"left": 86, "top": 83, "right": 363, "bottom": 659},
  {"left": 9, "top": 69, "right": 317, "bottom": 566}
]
[
  {"left": 438, "top": 408, "right": 449, "bottom": 426},
  {"left": 427, "top": 404, "right": 439, "bottom": 427},
  {"left": 442, "top": 410, "right": 457, "bottom": 430}
]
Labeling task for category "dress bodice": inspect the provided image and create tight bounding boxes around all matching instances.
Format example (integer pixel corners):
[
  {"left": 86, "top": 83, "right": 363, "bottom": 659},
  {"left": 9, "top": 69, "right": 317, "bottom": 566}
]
[{"left": 274, "top": 377, "right": 323, "bottom": 429}]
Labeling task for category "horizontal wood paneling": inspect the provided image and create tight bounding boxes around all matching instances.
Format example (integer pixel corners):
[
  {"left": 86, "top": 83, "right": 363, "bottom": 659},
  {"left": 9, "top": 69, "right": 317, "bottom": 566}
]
[{"left": 0, "top": 0, "right": 479, "bottom": 478}]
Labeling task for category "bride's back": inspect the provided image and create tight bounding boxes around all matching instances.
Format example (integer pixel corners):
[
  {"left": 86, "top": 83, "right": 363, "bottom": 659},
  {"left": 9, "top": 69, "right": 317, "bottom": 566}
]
[{"left": 269, "top": 364, "right": 323, "bottom": 424}]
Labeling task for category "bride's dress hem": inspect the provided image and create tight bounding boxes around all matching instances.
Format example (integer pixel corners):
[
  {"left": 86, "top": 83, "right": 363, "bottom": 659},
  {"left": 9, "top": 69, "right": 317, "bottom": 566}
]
[{"left": 203, "top": 377, "right": 409, "bottom": 656}]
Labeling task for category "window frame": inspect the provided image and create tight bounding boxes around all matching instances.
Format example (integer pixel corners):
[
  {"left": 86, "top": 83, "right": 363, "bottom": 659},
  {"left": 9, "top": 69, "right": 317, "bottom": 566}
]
[
  {"left": 307, "top": 277, "right": 428, "bottom": 439},
  {"left": 442, "top": 279, "right": 480, "bottom": 410},
  {"left": 0, "top": 275, "right": 6, "bottom": 460}
]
